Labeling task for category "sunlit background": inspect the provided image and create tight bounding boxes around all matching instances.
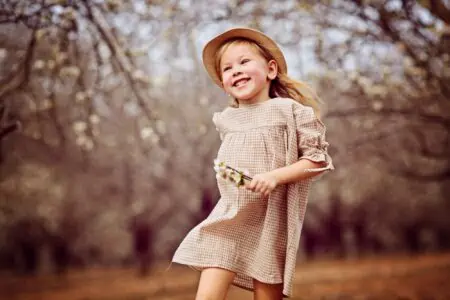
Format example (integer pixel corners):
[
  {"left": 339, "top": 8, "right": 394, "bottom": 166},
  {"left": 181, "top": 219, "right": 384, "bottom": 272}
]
[{"left": 0, "top": 0, "right": 449, "bottom": 299}]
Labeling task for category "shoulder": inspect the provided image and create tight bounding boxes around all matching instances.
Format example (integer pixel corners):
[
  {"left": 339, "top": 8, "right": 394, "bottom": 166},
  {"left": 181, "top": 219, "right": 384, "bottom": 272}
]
[
  {"left": 212, "top": 107, "right": 232, "bottom": 119},
  {"left": 268, "top": 97, "right": 308, "bottom": 111},
  {"left": 270, "top": 97, "right": 297, "bottom": 106},
  {"left": 275, "top": 98, "right": 315, "bottom": 116},
  {"left": 212, "top": 107, "right": 232, "bottom": 126},
  {"left": 271, "top": 98, "right": 321, "bottom": 127},
  {"left": 268, "top": 98, "right": 315, "bottom": 118}
]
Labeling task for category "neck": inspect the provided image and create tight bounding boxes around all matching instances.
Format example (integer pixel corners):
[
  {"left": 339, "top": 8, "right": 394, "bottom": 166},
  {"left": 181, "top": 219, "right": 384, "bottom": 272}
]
[
  {"left": 238, "top": 98, "right": 270, "bottom": 107},
  {"left": 237, "top": 83, "right": 271, "bottom": 107}
]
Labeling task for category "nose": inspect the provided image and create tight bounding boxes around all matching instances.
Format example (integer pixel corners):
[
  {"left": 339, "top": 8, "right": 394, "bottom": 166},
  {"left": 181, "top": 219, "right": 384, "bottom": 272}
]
[{"left": 232, "top": 66, "right": 242, "bottom": 77}]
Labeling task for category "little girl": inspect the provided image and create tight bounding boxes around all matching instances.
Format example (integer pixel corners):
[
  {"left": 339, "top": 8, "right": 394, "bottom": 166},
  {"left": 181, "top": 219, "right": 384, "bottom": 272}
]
[{"left": 172, "top": 28, "right": 334, "bottom": 299}]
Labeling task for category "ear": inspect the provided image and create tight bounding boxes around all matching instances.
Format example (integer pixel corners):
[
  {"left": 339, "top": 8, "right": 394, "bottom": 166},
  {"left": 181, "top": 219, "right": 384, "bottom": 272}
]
[{"left": 267, "top": 59, "right": 278, "bottom": 80}]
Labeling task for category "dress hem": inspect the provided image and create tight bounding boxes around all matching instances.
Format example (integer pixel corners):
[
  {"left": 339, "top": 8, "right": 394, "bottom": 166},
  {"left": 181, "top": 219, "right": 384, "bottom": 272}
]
[{"left": 171, "top": 259, "right": 290, "bottom": 297}]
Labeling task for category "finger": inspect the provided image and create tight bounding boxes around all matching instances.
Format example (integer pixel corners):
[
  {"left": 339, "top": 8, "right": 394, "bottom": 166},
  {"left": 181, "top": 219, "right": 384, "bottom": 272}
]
[
  {"left": 265, "top": 184, "right": 275, "bottom": 195},
  {"left": 257, "top": 187, "right": 264, "bottom": 193},
  {"left": 247, "top": 179, "right": 256, "bottom": 190},
  {"left": 255, "top": 181, "right": 264, "bottom": 193},
  {"left": 260, "top": 181, "right": 269, "bottom": 191},
  {"left": 249, "top": 179, "right": 258, "bottom": 191},
  {"left": 247, "top": 181, "right": 255, "bottom": 192},
  {"left": 260, "top": 187, "right": 268, "bottom": 196},
  {"left": 246, "top": 181, "right": 251, "bottom": 189},
  {"left": 258, "top": 179, "right": 267, "bottom": 189},
  {"left": 259, "top": 184, "right": 269, "bottom": 196}
]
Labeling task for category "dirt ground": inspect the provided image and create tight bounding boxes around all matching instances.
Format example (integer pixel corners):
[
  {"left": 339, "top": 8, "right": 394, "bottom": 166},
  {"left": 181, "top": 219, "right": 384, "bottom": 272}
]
[{"left": 1, "top": 253, "right": 450, "bottom": 300}]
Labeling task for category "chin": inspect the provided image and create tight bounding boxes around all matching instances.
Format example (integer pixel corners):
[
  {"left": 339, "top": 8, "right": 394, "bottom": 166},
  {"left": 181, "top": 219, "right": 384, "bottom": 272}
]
[
  {"left": 233, "top": 91, "right": 258, "bottom": 101},
  {"left": 236, "top": 96, "right": 253, "bottom": 101}
]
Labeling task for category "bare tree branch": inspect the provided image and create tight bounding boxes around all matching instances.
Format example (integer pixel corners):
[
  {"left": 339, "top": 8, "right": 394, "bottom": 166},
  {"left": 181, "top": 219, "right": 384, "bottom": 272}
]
[
  {"left": 428, "top": 0, "right": 450, "bottom": 24},
  {"left": 0, "top": 1, "right": 60, "bottom": 29},
  {"left": 326, "top": 107, "right": 450, "bottom": 128},
  {"left": 0, "top": 121, "right": 20, "bottom": 140},
  {"left": 82, "top": 2, "right": 152, "bottom": 116},
  {"left": 393, "top": 166, "right": 450, "bottom": 181},
  {"left": 81, "top": 0, "right": 166, "bottom": 147},
  {"left": 0, "top": 31, "right": 36, "bottom": 100}
]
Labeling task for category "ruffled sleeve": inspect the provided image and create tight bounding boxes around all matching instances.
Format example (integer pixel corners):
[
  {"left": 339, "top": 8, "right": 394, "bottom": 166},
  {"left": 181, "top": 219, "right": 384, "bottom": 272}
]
[
  {"left": 294, "top": 105, "right": 334, "bottom": 174},
  {"left": 212, "top": 112, "right": 224, "bottom": 141}
]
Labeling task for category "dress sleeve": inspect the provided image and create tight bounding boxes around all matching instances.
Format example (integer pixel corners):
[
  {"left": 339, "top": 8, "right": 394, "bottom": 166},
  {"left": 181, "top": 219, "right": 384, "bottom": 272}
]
[
  {"left": 294, "top": 105, "right": 334, "bottom": 174},
  {"left": 212, "top": 112, "right": 224, "bottom": 141}
]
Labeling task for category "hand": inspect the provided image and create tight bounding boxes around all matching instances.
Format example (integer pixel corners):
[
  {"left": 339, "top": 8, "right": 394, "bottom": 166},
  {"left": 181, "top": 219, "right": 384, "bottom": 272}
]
[{"left": 245, "top": 172, "right": 278, "bottom": 197}]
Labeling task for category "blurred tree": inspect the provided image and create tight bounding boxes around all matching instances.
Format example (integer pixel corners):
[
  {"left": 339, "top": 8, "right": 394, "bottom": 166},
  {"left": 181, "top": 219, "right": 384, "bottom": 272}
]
[
  {"left": 0, "top": 104, "right": 20, "bottom": 163},
  {"left": 312, "top": 0, "right": 450, "bottom": 181},
  {"left": 1, "top": 0, "right": 449, "bottom": 268},
  {"left": 0, "top": 0, "right": 179, "bottom": 270},
  {"left": 296, "top": 0, "right": 450, "bottom": 255}
]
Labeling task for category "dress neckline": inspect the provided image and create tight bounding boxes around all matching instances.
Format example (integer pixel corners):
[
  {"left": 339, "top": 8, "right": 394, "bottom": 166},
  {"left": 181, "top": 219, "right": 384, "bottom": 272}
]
[{"left": 235, "top": 98, "right": 278, "bottom": 109}]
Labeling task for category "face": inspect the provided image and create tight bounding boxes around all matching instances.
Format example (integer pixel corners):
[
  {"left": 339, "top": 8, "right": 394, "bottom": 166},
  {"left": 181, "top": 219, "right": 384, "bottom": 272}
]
[{"left": 219, "top": 43, "right": 277, "bottom": 104}]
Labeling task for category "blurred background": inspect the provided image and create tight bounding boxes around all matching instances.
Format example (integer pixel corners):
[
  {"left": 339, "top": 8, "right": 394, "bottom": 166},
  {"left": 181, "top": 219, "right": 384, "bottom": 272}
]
[{"left": 0, "top": 0, "right": 449, "bottom": 299}]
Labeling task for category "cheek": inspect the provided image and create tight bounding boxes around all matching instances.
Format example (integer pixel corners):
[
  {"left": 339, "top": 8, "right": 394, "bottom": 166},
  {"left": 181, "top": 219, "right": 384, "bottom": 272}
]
[
  {"left": 246, "top": 64, "right": 267, "bottom": 78},
  {"left": 221, "top": 73, "right": 233, "bottom": 89},
  {"left": 248, "top": 68, "right": 267, "bottom": 84}
]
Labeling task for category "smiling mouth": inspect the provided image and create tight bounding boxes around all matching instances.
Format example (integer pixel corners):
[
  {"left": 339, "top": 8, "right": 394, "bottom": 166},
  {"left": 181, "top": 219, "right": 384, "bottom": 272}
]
[{"left": 233, "top": 78, "right": 250, "bottom": 87}]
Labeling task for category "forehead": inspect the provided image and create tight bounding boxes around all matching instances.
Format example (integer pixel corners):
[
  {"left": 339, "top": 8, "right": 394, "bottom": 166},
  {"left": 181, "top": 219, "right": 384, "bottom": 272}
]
[{"left": 220, "top": 43, "right": 261, "bottom": 64}]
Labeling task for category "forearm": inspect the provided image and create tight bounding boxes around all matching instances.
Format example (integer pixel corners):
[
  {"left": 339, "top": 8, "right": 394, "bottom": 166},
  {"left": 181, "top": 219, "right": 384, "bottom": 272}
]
[{"left": 268, "top": 159, "right": 327, "bottom": 185}]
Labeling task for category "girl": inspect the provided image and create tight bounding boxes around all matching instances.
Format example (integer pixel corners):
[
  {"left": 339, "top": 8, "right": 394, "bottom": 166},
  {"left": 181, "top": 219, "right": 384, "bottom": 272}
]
[{"left": 172, "top": 28, "right": 334, "bottom": 300}]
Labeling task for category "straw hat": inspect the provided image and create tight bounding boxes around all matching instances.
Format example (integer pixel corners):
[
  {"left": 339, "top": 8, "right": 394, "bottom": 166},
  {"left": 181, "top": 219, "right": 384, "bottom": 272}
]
[{"left": 202, "top": 27, "right": 287, "bottom": 87}]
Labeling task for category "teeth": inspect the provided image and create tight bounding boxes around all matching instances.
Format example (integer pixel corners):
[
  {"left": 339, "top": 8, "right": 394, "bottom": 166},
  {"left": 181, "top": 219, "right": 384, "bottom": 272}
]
[{"left": 234, "top": 79, "right": 249, "bottom": 87}]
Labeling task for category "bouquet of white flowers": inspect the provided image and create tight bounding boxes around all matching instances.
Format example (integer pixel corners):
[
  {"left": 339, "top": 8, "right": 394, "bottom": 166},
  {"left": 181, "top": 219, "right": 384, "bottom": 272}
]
[{"left": 213, "top": 159, "right": 252, "bottom": 187}]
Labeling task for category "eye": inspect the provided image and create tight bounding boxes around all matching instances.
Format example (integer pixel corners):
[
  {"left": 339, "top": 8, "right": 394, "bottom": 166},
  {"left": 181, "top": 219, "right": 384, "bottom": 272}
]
[
  {"left": 222, "top": 66, "right": 231, "bottom": 72},
  {"left": 241, "top": 58, "right": 250, "bottom": 64}
]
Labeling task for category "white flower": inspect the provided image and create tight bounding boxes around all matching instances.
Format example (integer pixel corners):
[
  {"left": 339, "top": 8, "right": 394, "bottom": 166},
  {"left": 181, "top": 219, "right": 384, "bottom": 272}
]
[
  {"left": 212, "top": 159, "right": 248, "bottom": 188},
  {"left": 73, "top": 121, "right": 87, "bottom": 133},
  {"left": 33, "top": 60, "right": 45, "bottom": 70},
  {"left": 47, "top": 60, "right": 56, "bottom": 70},
  {"left": 230, "top": 172, "right": 243, "bottom": 185},
  {"left": 140, "top": 127, "right": 154, "bottom": 139},
  {"left": 75, "top": 92, "right": 86, "bottom": 103},
  {"left": 59, "top": 66, "right": 80, "bottom": 78},
  {"left": 89, "top": 114, "right": 100, "bottom": 124}
]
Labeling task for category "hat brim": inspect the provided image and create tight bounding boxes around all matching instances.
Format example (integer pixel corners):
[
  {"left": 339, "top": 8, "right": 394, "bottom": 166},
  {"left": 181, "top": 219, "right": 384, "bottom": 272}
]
[{"left": 202, "top": 28, "right": 287, "bottom": 87}]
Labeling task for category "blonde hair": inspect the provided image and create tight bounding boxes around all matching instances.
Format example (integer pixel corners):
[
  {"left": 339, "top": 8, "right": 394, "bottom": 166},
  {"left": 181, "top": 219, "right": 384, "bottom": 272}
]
[{"left": 215, "top": 38, "right": 322, "bottom": 116}]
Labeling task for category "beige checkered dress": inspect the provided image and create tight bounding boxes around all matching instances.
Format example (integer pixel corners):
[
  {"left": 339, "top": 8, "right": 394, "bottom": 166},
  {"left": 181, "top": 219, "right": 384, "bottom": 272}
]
[{"left": 172, "top": 97, "right": 333, "bottom": 297}]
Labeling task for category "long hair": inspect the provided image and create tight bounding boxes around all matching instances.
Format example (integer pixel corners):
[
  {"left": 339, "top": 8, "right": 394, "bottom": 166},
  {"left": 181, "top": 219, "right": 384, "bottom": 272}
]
[{"left": 215, "top": 38, "right": 322, "bottom": 116}]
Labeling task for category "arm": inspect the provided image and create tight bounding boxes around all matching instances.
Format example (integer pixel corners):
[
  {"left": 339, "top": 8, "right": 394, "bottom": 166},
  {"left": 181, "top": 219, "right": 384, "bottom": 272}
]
[
  {"left": 246, "top": 160, "right": 326, "bottom": 197},
  {"left": 269, "top": 159, "right": 327, "bottom": 184}
]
